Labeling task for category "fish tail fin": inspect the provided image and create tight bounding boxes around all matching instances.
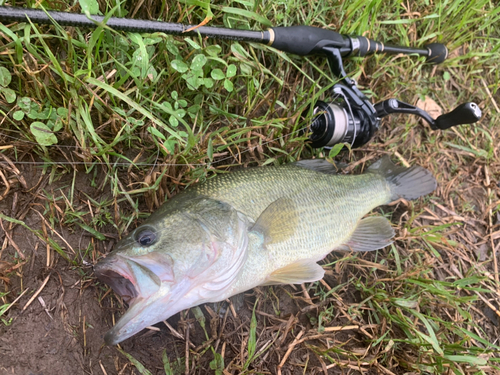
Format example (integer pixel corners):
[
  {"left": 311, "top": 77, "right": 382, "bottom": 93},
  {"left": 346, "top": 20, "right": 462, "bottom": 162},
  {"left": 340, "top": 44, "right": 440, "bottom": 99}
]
[{"left": 368, "top": 156, "right": 437, "bottom": 201}]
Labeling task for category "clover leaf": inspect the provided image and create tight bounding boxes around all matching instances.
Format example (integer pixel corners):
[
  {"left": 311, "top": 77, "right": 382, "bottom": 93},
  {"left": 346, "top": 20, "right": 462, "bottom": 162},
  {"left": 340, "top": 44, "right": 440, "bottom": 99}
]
[{"left": 30, "top": 122, "right": 58, "bottom": 146}]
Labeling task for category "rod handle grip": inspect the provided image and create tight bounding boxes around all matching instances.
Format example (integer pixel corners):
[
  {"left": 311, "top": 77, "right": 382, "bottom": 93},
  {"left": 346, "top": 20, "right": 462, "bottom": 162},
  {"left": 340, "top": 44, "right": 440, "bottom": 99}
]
[{"left": 269, "top": 26, "right": 348, "bottom": 56}]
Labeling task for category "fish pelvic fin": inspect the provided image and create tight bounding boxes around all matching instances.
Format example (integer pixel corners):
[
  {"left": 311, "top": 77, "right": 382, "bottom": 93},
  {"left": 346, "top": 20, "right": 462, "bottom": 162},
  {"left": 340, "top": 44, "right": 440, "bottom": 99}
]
[
  {"left": 263, "top": 260, "right": 325, "bottom": 285},
  {"left": 337, "top": 216, "right": 394, "bottom": 252},
  {"left": 252, "top": 197, "right": 298, "bottom": 245},
  {"left": 368, "top": 155, "right": 437, "bottom": 201}
]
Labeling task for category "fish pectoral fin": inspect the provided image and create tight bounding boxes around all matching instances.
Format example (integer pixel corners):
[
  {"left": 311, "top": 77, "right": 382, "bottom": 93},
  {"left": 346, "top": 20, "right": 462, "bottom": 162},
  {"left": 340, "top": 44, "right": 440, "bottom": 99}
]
[
  {"left": 263, "top": 260, "right": 325, "bottom": 285},
  {"left": 337, "top": 216, "right": 395, "bottom": 252},
  {"left": 251, "top": 197, "right": 298, "bottom": 245}
]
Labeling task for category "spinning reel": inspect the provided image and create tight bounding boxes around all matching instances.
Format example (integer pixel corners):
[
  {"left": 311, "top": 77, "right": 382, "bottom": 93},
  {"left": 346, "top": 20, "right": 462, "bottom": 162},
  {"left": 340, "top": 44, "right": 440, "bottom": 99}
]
[
  {"left": 0, "top": 7, "right": 483, "bottom": 150},
  {"left": 305, "top": 46, "right": 482, "bottom": 149}
]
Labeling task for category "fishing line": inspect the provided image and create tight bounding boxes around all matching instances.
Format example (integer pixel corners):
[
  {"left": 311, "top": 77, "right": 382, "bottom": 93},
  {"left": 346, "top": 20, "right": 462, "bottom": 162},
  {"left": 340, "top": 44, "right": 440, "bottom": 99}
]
[{"left": 0, "top": 124, "right": 310, "bottom": 168}]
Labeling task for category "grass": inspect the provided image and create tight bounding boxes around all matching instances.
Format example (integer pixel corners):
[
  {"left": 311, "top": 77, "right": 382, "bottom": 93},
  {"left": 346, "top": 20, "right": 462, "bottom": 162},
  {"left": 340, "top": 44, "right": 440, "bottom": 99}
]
[{"left": 0, "top": 0, "right": 499, "bottom": 374}]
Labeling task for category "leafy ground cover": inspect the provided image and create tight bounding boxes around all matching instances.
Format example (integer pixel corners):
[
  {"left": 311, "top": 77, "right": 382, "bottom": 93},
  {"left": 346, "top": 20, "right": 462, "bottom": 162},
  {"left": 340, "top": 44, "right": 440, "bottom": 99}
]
[{"left": 0, "top": 0, "right": 499, "bottom": 374}]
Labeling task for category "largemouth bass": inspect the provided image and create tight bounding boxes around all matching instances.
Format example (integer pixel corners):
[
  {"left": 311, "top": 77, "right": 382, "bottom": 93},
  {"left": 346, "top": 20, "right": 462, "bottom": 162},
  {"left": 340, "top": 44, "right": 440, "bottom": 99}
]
[{"left": 94, "top": 156, "right": 436, "bottom": 345}]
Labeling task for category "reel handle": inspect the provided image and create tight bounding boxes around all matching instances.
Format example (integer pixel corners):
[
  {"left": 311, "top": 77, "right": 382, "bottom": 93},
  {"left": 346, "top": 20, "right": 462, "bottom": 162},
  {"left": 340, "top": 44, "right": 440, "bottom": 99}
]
[
  {"left": 374, "top": 99, "right": 482, "bottom": 130},
  {"left": 434, "top": 102, "right": 482, "bottom": 130}
]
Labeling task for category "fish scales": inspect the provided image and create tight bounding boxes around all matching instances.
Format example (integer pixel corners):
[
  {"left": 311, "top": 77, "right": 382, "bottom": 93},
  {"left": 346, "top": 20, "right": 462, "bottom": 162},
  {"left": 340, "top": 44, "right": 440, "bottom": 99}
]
[
  {"left": 94, "top": 157, "right": 437, "bottom": 345},
  {"left": 191, "top": 165, "right": 391, "bottom": 266}
]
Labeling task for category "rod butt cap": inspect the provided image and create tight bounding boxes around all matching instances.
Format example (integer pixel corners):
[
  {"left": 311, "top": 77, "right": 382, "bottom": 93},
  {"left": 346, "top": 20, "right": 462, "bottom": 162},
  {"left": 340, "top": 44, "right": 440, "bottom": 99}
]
[{"left": 425, "top": 43, "right": 448, "bottom": 64}]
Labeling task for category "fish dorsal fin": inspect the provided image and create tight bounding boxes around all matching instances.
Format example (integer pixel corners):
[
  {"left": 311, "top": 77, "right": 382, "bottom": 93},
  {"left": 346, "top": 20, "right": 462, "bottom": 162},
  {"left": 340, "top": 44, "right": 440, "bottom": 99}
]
[
  {"left": 337, "top": 216, "right": 395, "bottom": 252},
  {"left": 263, "top": 260, "right": 325, "bottom": 285},
  {"left": 252, "top": 197, "right": 298, "bottom": 245},
  {"left": 293, "top": 159, "right": 345, "bottom": 174}
]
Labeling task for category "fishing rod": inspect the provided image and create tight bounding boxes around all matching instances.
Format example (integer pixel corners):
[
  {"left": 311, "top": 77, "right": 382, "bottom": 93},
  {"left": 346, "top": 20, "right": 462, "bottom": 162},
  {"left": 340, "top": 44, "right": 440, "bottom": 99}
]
[{"left": 0, "top": 6, "right": 482, "bottom": 150}]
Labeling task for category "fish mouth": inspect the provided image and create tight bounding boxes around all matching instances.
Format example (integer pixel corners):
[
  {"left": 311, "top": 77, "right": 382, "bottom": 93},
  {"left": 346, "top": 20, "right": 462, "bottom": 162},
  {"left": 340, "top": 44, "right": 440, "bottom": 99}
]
[
  {"left": 95, "top": 268, "right": 138, "bottom": 305},
  {"left": 94, "top": 255, "right": 145, "bottom": 306},
  {"left": 94, "top": 254, "right": 183, "bottom": 345},
  {"left": 94, "top": 252, "right": 243, "bottom": 345}
]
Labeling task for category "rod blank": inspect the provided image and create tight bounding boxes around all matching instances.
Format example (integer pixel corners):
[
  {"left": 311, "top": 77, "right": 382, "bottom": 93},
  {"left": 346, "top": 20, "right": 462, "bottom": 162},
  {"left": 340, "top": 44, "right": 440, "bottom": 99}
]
[{"left": 0, "top": 6, "right": 269, "bottom": 42}]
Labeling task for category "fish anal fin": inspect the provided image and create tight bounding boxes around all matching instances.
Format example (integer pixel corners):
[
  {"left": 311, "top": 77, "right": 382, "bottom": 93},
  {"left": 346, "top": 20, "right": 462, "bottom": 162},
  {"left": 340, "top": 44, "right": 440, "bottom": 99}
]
[
  {"left": 252, "top": 197, "right": 298, "bottom": 245},
  {"left": 337, "top": 216, "right": 395, "bottom": 252},
  {"left": 263, "top": 260, "right": 325, "bottom": 285}
]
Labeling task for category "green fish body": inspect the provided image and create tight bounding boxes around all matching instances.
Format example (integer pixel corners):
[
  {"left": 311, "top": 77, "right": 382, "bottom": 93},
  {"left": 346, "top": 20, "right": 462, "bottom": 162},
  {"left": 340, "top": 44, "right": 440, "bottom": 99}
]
[{"left": 95, "top": 156, "right": 436, "bottom": 344}]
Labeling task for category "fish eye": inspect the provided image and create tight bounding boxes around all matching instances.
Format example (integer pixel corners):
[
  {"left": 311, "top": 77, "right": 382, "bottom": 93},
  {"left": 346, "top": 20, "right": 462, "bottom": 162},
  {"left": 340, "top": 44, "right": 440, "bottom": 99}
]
[{"left": 135, "top": 229, "right": 157, "bottom": 247}]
